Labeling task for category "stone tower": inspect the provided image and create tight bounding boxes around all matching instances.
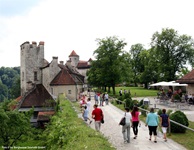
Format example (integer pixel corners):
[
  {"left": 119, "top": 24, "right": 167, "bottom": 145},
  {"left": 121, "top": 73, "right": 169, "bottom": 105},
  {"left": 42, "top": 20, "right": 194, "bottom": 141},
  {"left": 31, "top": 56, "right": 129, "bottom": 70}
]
[
  {"left": 20, "top": 41, "right": 44, "bottom": 96},
  {"left": 69, "top": 50, "right": 79, "bottom": 67}
]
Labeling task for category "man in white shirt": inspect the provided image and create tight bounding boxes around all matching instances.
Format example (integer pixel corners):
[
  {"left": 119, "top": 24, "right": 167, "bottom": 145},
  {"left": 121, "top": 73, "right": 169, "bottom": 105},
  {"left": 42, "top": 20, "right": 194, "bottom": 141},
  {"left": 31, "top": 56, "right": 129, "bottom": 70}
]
[{"left": 105, "top": 92, "right": 109, "bottom": 105}]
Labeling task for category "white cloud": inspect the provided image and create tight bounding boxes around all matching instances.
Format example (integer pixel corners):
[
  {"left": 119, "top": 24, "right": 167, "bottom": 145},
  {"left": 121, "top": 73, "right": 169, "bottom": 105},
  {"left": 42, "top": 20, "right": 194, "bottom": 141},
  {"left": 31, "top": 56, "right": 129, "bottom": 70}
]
[{"left": 1, "top": 0, "right": 194, "bottom": 67}]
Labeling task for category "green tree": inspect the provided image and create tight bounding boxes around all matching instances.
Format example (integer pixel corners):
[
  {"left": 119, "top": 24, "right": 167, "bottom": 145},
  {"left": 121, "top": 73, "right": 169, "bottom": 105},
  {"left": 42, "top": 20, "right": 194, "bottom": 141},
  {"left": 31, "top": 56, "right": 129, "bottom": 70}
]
[
  {"left": 0, "top": 101, "right": 32, "bottom": 150},
  {"left": 150, "top": 28, "right": 194, "bottom": 81},
  {"left": 10, "top": 76, "right": 20, "bottom": 99},
  {"left": 130, "top": 44, "right": 145, "bottom": 86},
  {"left": 0, "top": 80, "right": 8, "bottom": 102},
  {"left": 138, "top": 49, "right": 154, "bottom": 88},
  {"left": 87, "top": 36, "right": 129, "bottom": 94},
  {"left": 176, "top": 67, "right": 190, "bottom": 79},
  {"left": 0, "top": 67, "right": 20, "bottom": 100}
]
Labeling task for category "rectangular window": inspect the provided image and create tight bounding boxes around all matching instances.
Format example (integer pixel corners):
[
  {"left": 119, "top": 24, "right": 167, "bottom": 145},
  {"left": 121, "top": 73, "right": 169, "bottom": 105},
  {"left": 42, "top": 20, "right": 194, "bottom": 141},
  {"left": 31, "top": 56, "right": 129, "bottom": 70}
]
[
  {"left": 22, "top": 72, "right": 24, "bottom": 81},
  {"left": 68, "top": 90, "right": 71, "bottom": 94},
  {"left": 34, "top": 72, "right": 37, "bottom": 81},
  {"left": 51, "top": 88, "right": 53, "bottom": 94}
]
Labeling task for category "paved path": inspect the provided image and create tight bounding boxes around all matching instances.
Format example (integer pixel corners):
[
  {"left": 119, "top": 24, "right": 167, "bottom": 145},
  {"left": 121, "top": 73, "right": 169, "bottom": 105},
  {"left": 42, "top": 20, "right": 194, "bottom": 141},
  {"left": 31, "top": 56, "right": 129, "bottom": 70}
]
[{"left": 85, "top": 94, "right": 188, "bottom": 150}]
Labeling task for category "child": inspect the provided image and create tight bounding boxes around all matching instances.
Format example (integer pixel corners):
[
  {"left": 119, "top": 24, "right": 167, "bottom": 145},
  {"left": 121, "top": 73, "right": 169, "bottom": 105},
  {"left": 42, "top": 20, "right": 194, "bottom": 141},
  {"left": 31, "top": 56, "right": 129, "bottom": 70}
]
[{"left": 82, "top": 106, "right": 92, "bottom": 124}]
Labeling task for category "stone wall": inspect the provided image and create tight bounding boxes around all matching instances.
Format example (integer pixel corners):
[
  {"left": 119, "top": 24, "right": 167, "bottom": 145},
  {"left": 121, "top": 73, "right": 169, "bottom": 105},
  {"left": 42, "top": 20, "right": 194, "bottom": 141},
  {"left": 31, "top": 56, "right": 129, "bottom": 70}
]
[
  {"left": 42, "top": 57, "right": 60, "bottom": 95},
  {"left": 69, "top": 55, "right": 79, "bottom": 67},
  {"left": 52, "top": 84, "right": 83, "bottom": 101},
  {"left": 187, "top": 84, "right": 194, "bottom": 94},
  {"left": 20, "top": 41, "right": 44, "bottom": 96}
]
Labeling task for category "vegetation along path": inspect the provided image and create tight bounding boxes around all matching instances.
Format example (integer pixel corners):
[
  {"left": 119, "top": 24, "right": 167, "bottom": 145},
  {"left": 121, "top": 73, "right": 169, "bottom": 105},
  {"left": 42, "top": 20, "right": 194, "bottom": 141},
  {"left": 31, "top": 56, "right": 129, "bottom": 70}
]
[{"left": 87, "top": 93, "right": 187, "bottom": 150}]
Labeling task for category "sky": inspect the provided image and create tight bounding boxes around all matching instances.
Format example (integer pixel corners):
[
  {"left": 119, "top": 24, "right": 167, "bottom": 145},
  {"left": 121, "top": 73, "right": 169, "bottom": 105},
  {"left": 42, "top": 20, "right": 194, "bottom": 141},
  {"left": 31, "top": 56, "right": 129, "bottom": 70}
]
[{"left": 0, "top": 0, "right": 194, "bottom": 67}]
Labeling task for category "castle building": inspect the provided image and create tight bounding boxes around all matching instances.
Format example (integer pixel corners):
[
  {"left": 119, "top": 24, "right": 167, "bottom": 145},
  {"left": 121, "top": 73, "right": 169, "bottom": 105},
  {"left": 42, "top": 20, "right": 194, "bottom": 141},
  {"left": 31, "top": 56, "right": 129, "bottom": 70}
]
[
  {"left": 18, "top": 41, "right": 90, "bottom": 125},
  {"left": 67, "top": 50, "right": 92, "bottom": 87}
]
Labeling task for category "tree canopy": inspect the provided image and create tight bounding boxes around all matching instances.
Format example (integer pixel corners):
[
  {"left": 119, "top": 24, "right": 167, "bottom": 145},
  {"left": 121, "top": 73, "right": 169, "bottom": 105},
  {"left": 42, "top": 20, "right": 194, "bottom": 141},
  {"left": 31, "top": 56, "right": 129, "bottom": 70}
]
[
  {"left": 0, "top": 101, "right": 32, "bottom": 150},
  {"left": 87, "top": 36, "right": 131, "bottom": 94},
  {"left": 0, "top": 67, "right": 20, "bottom": 101},
  {"left": 150, "top": 28, "right": 194, "bottom": 81}
]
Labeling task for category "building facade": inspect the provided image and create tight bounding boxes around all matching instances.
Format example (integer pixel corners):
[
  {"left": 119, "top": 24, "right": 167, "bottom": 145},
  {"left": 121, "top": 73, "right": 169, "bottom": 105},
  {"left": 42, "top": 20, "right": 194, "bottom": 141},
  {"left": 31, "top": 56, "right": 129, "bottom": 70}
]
[{"left": 19, "top": 41, "right": 88, "bottom": 125}]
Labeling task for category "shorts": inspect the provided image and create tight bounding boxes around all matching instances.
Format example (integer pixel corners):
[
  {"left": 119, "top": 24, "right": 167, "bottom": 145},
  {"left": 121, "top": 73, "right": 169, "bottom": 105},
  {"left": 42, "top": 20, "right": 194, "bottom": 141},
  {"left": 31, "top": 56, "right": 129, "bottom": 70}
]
[
  {"left": 162, "top": 127, "right": 168, "bottom": 133},
  {"left": 84, "top": 117, "right": 88, "bottom": 121}
]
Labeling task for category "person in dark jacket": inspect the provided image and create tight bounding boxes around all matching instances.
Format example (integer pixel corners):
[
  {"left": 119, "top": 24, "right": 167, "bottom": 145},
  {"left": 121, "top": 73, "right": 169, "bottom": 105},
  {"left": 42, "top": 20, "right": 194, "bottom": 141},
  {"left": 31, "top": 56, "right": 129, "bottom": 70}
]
[{"left": 160, "top": 109, "right": 170, "bottom": 142}]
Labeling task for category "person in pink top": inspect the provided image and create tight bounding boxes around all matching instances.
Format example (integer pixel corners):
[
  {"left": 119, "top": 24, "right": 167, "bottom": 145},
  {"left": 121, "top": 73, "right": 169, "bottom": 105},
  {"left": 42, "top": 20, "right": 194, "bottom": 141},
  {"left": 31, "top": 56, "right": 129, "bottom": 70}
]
[{"left": 131, "top": 106, "right": 141, "bottom": 139}]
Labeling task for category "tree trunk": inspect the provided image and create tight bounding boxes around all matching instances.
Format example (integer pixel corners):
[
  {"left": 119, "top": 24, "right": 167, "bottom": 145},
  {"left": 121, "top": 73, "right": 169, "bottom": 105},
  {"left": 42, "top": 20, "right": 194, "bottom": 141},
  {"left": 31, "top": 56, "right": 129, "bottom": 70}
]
[
  {"left": 144, "top": 82, "right": 148, "bottom": 89},
  {"left": 108, "top": 87, "right": 110, "bottom": 93},
  {"left": 112, "top": 85, "right": 115, "bottom": 95},
  {"left": 3, "top": 145, "right": 10, "bottom": 150}
]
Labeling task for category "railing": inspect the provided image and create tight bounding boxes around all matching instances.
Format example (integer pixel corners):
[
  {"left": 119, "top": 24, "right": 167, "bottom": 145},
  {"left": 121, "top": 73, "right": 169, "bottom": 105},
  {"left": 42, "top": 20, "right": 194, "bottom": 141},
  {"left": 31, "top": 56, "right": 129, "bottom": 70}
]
[
  {"left": 111, "top": 97, "right": 194, "bottom": 134},
  {"left": 138, "top": 106, "right": 194, "bottom": 134},
  {"left": 112, "top": 98, "right": 126, "bottom": 108}
]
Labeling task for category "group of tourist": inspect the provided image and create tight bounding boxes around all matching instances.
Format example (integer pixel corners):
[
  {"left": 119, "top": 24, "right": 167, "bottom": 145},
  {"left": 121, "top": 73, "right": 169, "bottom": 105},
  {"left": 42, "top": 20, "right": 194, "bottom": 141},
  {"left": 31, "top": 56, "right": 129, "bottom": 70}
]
[
  {"left": 80, "top": 93, "right": 104, "bottom": 131},
  {"left": 120, "top": 106, "right": 169, "bottom": 143},
  {"left": 80, "top": 91, "right": 170, "bottom": 144},
  {"left": 94, "top": 92, "right": 109, "bottom": 106}
]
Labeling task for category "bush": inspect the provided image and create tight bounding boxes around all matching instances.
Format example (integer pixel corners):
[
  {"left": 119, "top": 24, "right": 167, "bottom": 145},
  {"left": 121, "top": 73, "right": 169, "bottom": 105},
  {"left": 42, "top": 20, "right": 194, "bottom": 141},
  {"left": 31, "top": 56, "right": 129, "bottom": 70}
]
[
  {"left": 170, "top": 110, "right": 189, "bottom": 133},
  {"left": 173, "top": 94, "right": 181, "bottom": 102},
  {"left": 139, "top": 104, "right": 149, "bottom": 117},
  {"left": 166, "top": 109, "right": 173, "bottom": 116},
  {"left": 124, "top": 93, "right": 130, "bottom": 99},
  {"left": 117, "top": 96, "right": 124, "bottom": 104},
  {"left": 157, "top": 109, "right": 162, "bottom": 116},
  {"left": 125, "top": 98, "right": 132, "bottom": 109}
]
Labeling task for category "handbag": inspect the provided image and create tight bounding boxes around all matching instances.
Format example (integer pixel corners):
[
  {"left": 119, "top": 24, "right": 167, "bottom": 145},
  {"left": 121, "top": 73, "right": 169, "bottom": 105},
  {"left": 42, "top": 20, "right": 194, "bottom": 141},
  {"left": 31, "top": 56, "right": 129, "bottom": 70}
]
[
  {"left": 101, "top": 118, "right": 104, "bottom": 124},
  {"left": 119, "top": 113, "right": 126, "bottom": 126}
]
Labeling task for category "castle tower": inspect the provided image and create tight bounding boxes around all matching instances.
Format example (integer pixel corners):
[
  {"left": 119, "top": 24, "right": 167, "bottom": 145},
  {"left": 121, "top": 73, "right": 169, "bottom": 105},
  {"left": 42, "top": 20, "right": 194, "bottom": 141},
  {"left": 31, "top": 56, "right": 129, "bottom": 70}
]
[
  {"left": 69, "top": 50, "right": 79, "bottom": 67},
  {"left": 20, "top": 41, "right": 44, "bottom": 96}
]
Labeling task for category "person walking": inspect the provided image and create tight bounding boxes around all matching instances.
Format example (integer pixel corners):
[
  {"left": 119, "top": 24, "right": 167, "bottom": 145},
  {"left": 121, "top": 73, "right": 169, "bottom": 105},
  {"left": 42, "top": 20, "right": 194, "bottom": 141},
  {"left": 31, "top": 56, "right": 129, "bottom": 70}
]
[
  {"left": 160, "top": 109, "right": 170, "bottom": 142},
  {"left": 119, "top": 89, "right": 123, "bottom": 96},
  {"left": 86, "top": 97, "right": 91, "bottom": 111},
  {"left": 94, "top": 92, "right": 98, "bottom": 105},
  {"left": 92, "top": 104, "right": 104, "bottom": 131},
  {"left": 131, "top": 106, "right": 140, "bottom": 139},
  {"left": 82, "top": 106, "right": 92, "bottom": 124},
  {"left": 145, "top": 108, "right": 159, "bottom": 143},
  {"left": 105, "top": 92, "right": 109, "bottom": 105},
  {"left": 121, "top": 107, "right": 132, "bottom": 143}
]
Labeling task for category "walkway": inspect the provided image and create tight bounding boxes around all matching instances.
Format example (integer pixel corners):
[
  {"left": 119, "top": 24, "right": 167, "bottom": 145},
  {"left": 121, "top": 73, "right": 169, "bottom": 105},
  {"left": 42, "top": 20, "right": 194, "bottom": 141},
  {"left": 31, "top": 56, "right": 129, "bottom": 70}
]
[{"left": 86, "top": 93, "right": 188, "bottom": 150}]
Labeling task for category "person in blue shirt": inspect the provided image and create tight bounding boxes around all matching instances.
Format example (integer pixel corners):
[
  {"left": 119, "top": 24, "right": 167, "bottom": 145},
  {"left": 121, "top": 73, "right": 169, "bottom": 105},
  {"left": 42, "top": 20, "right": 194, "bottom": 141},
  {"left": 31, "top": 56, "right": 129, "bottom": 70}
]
[
  {"left": 83, "top": 106, "right": 92, "bottom": 124},
  {"left": 145, "top": 108, "right": 159, "bottom": 143}
]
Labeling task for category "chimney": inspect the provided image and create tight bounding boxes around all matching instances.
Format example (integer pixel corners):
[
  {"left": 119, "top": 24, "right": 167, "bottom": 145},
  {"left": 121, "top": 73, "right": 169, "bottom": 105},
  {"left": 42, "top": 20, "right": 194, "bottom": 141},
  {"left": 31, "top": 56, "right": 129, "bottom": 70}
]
[
  {"left": 60, "top": 61, "right": 64, "bottom": 65},
  {"left": 39, "top": 41, "right": 44, "bottom": 46},
  {"left": 32, "top": 41, "right": 37, "bottom": 45}
]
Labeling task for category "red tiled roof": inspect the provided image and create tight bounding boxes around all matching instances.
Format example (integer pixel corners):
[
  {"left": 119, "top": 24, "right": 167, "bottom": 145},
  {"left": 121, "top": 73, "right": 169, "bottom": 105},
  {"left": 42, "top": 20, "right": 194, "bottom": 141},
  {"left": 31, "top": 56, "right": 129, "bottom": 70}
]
[
  {"left": 50, "top": 69, "right": 77, "bottom": 85},
  {"left": 10, "top": 96, "right": 23, "bottom": 110},
  {"left": 69, "top": 50, "right": 79, "bottom": 57},
  {"left": 176, "top": 69, "right": 194, "bottom": 83},
  {"left": 77, "top": 60, "right": 91, "bottom": 69},
  {"left": 19, "top": 84, "right": 55, "bottom": 108},
  {"left": 37, "top": 111, "right": 55, "bottom": 122},
  {"left": 16, "top": 96, "right": 22, "bottom": 102}
]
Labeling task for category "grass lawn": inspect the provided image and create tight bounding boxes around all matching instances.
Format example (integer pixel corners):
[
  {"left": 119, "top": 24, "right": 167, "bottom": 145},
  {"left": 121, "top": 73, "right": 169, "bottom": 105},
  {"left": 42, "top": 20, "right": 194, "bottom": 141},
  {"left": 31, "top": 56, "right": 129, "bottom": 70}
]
[
  {"left": 109, "top": 86, "right": 158, "bottom": 97},
  {"left": 169, "top": 121, "right": 194, "bottom": 150}
]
